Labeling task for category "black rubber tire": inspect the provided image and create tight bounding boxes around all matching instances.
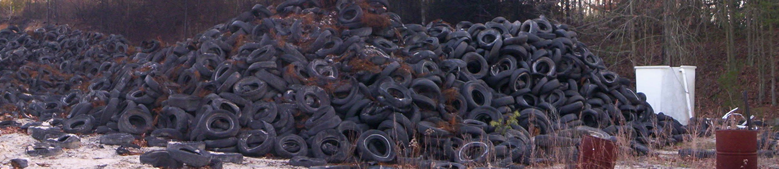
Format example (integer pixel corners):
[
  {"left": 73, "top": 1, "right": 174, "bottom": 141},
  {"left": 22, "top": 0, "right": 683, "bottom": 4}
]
[
  {"left": 274, "top": 134, "right": 309, "bottom": 158},
  {"left": 167, "top": 142, "right": 213, "bottom": 167},
  {"left": 337, "top": 120, "right": 364, "bottom": 143},
  {"left": 62, "top": 114, "right": 95, "bottom": 134},
  {"left": 296, "top": 85, "right": 331, "bottom": 113},
  {"left": 461, "top": 81, "right": 492, "bottom": 109},
  {"left": 237, "top": 129, "right": 277, "bottom": 157},
  {"left": 140, "top": 150, "right": 183, "bottom": 168},
  {"left": 477, "top": 29, "right": 501, "bottom": 49},
  {"left": 311, "top": 129, "right": 352, "bottom": 163},
  {"left": 455, "top": 141, "right": 493, "bottom": 164},
  {"left": 465, "top": 106, "right": 502, "bottom": 131},
  {"left": 289, "top": 156, "right": 328, "bottom": 167},
  {"left": 304, "top": 106, "right": 341, "bottom": 136},
  {"left": 241, "top": 101, "right": 278, "bottom": 127},
  {"left": 531, "top": 57, "right": 556, "bottom": 77},
  {"left": 376, "top": 78, "right": 413, "bottom": 108},
  {"left": 26, "top": 142, "right": 63, "bottom": 157},
  {"left": 45, "top": 134, "right": 81, "bottom": 149},
  {"left": 357, "top": 130, "right": 396, "bottom": 162},
  {"left": 117, "top": 107, "right": 154, "bottom": 135},
  {"left": 517, "top": 108, "right": 554, "bottom": 135},
  {"left": 166, "top": 94, "right": 201, "bottom": 112},
  {"left": 158, "top": 106, "right": 193, "bottom": 134},
  {"left": 338, "top": 4, "right": 364, "bottom": 29},
  {"left": 196, "top": 110, "right": 241, "bottom": 140},
  {"left": 410, "top": 78, "right": 442, "bottom": 110},
  {"left": 417, "top": 121, "right": 452, "bottom": 137},
  {"left": 461, "top": 52, "right": 489, "bottom": 79},
  {"left": 205, "top": 137, "right": 238, "bottom": 149},
  {"left": 147, "top": 128, "right": 183, "bottom": 147},
  {"left": 232, "top": 76, "right": 267, "bottom": 101}
]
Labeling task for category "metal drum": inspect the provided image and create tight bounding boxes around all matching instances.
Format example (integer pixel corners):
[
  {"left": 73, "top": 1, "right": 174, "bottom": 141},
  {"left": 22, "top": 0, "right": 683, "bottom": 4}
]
[
  {"left": 716, "top": 129, "right": 757, "bottom": 169},
  {"left": 578, "top": 133, "right": 616, "bottom": 169}
]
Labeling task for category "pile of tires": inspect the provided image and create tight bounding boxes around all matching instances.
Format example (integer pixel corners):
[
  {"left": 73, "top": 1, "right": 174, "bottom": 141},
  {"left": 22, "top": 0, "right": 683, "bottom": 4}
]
[{"left": 0, "top": 0, "right": 691, "bottom": 168}]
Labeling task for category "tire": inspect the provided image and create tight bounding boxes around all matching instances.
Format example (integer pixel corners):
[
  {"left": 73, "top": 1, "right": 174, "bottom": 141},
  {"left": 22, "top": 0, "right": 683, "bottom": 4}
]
[
  {"left": 376, "top": 78, "right": 413, "bottom": 108},
  {"left": 147, "top": 128, "right": 183, "bottom": 147},
  {"left": 304, "top": 107, "right": 341, "bottom": 136},
  {"left": 357, "top": 130, "right": 396, "bottom": 162},
  {"left": 290, "top": 156, "right": 327, "bottom": 167},
  {"left": 466, "top": 106, "right": 502, "bottom": 132},
  {"left": 237, "top": 129, "right": 276, "bottom": 157},
  {"left": 477, "top": 29, "right": 501, "bottom": 49},
  {"left": 197, "top": 110, "right": 241, "bottom": 140},
  {"left": 410, "top": 78, "right": 442, "bottom": 110},
  {"left": 242, "top": 101, "right": 277, "bottom": 127},
  {"left": 338, "top": 4, "right": 364, "bottom": 28},
  {"left": 417, "top": 121, "right": 452, "bottom": 137},
  {"left": 296, "top": 85, "right": 331, "bottom": 113},
  {"left": 62, "top": 114, "right": 95, "bottom": 134},
  {"left": 158, "top": 106, "right": 192, "bottom": 134},
  {"left": 274, "top": 134, "right": 309, "bottom": 158},
  {"left": 307, "top": 59, "right": 339, "bottom": 81},
  {"left": 45, "top": 134, "right": 81, "bottom": 149},
  {"left": 461, "top": 81, "right": 492, "bottom": 109},
  {"left": 455, "top": 141, "right": 493, "bottom": 164},
  {"left": 531, "top": 57, "right": 556, "bottom": 78},
  {"left": 517, "top": 108, "right": 554, "bottom": 135},
  {"left": 117, "top": 108, "right": 154, "bottom": 134},
  {"left": 205, "top": 137, "right": 239, "bottom": 149},
  {"left": 232, "top": 76, "right": 267, "bottom": 101},
  {"left": 26, "top": 142, "right": 63, "bottom": 157},
  {"left": 311, "top": 129, "right": 351, "bottom": 163},
  {"left": 337, "top": 120, "right": 364, "bottom": 143},
  {"left": 166, "top": 94, "right": 201, "bottom": 112},
  {"left": 140, "top": 150, "right": 183, "bottom": 168},
  {"left": 167, "top": 142, "right": 213, "bottom": 167},
  {"left": 461, "top": 52, "right": 489, "bottom": 79}
]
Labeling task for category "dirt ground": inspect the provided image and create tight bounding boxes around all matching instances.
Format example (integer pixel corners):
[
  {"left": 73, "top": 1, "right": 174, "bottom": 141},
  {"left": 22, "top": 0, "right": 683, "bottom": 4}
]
[
  {"left": 1, "top": 118, "right": 778, "bottom": 169},
  {"left": 0, "top": 132, "right": 299, "bottom": 169}
]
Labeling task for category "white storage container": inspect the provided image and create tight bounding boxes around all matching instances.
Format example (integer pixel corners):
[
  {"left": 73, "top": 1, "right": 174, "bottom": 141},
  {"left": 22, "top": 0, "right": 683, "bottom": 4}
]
[{"left": 634, "top": 65, "right": 696, "bottom": 125}]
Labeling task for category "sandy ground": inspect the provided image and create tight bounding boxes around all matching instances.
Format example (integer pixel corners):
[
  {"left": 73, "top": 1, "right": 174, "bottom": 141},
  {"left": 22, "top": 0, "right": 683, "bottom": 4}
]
[
  {"left": 0, "top": 132, "right": 299, "bottom": 169},
  {"left": 0, "top": 118, "right": 297, "bottom": 169}
]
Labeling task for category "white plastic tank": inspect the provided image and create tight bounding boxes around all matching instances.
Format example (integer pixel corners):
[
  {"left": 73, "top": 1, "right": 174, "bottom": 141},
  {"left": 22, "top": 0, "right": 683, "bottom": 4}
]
[{"left": 634, "top": 65, "right": 696, "bottom": 125}]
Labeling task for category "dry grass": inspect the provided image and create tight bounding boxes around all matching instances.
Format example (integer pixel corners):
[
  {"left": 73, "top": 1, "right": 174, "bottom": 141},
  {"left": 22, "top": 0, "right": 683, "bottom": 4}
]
[
  {"left": 0, "top": 126, "right": 22, "bottom": 135},
  {"left": 346, "top": 55, "right": 382, "bottom": 74}
]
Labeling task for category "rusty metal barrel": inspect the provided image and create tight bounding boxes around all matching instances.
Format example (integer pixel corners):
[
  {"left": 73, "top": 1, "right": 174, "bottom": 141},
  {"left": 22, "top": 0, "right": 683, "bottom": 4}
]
[
  {"left": 578, "top": 133, "right": 617, "bottom": 169},
  {"left": 716, "top": 129, "right": 757, "bottom": 169}
]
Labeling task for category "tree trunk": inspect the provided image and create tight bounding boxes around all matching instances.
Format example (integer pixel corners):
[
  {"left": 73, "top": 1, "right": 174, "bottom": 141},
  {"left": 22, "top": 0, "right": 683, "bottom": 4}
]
[
  {"left": 662, "top": 0, "right": 670, "bottom": 65},
  {"left": 772, "top": 23, "right": 777, "bottom": 105},
  {"left": 726, "top": 0, "right": 736, "bottom": 71},
  {"left": 772, "top": 22, "right": 777, "bottom": 105},
  {"left": 629, "top": 0, "right": 636, "bottom": 62}
]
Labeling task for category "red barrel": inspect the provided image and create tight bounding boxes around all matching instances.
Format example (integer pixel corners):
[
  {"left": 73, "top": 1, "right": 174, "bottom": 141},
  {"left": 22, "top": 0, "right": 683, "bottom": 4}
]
[
  {"left": 578, "top": 133, "right": 616, "bottom": 169},
  {"left": 716, "top": 129, "right": 757, "bottom": 169}
]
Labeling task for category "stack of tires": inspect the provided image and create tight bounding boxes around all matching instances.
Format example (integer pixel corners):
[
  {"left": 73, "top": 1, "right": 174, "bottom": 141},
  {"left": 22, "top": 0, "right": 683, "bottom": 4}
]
[{"left": 0, "top": 0, "right": 690, "bottom": 168}]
